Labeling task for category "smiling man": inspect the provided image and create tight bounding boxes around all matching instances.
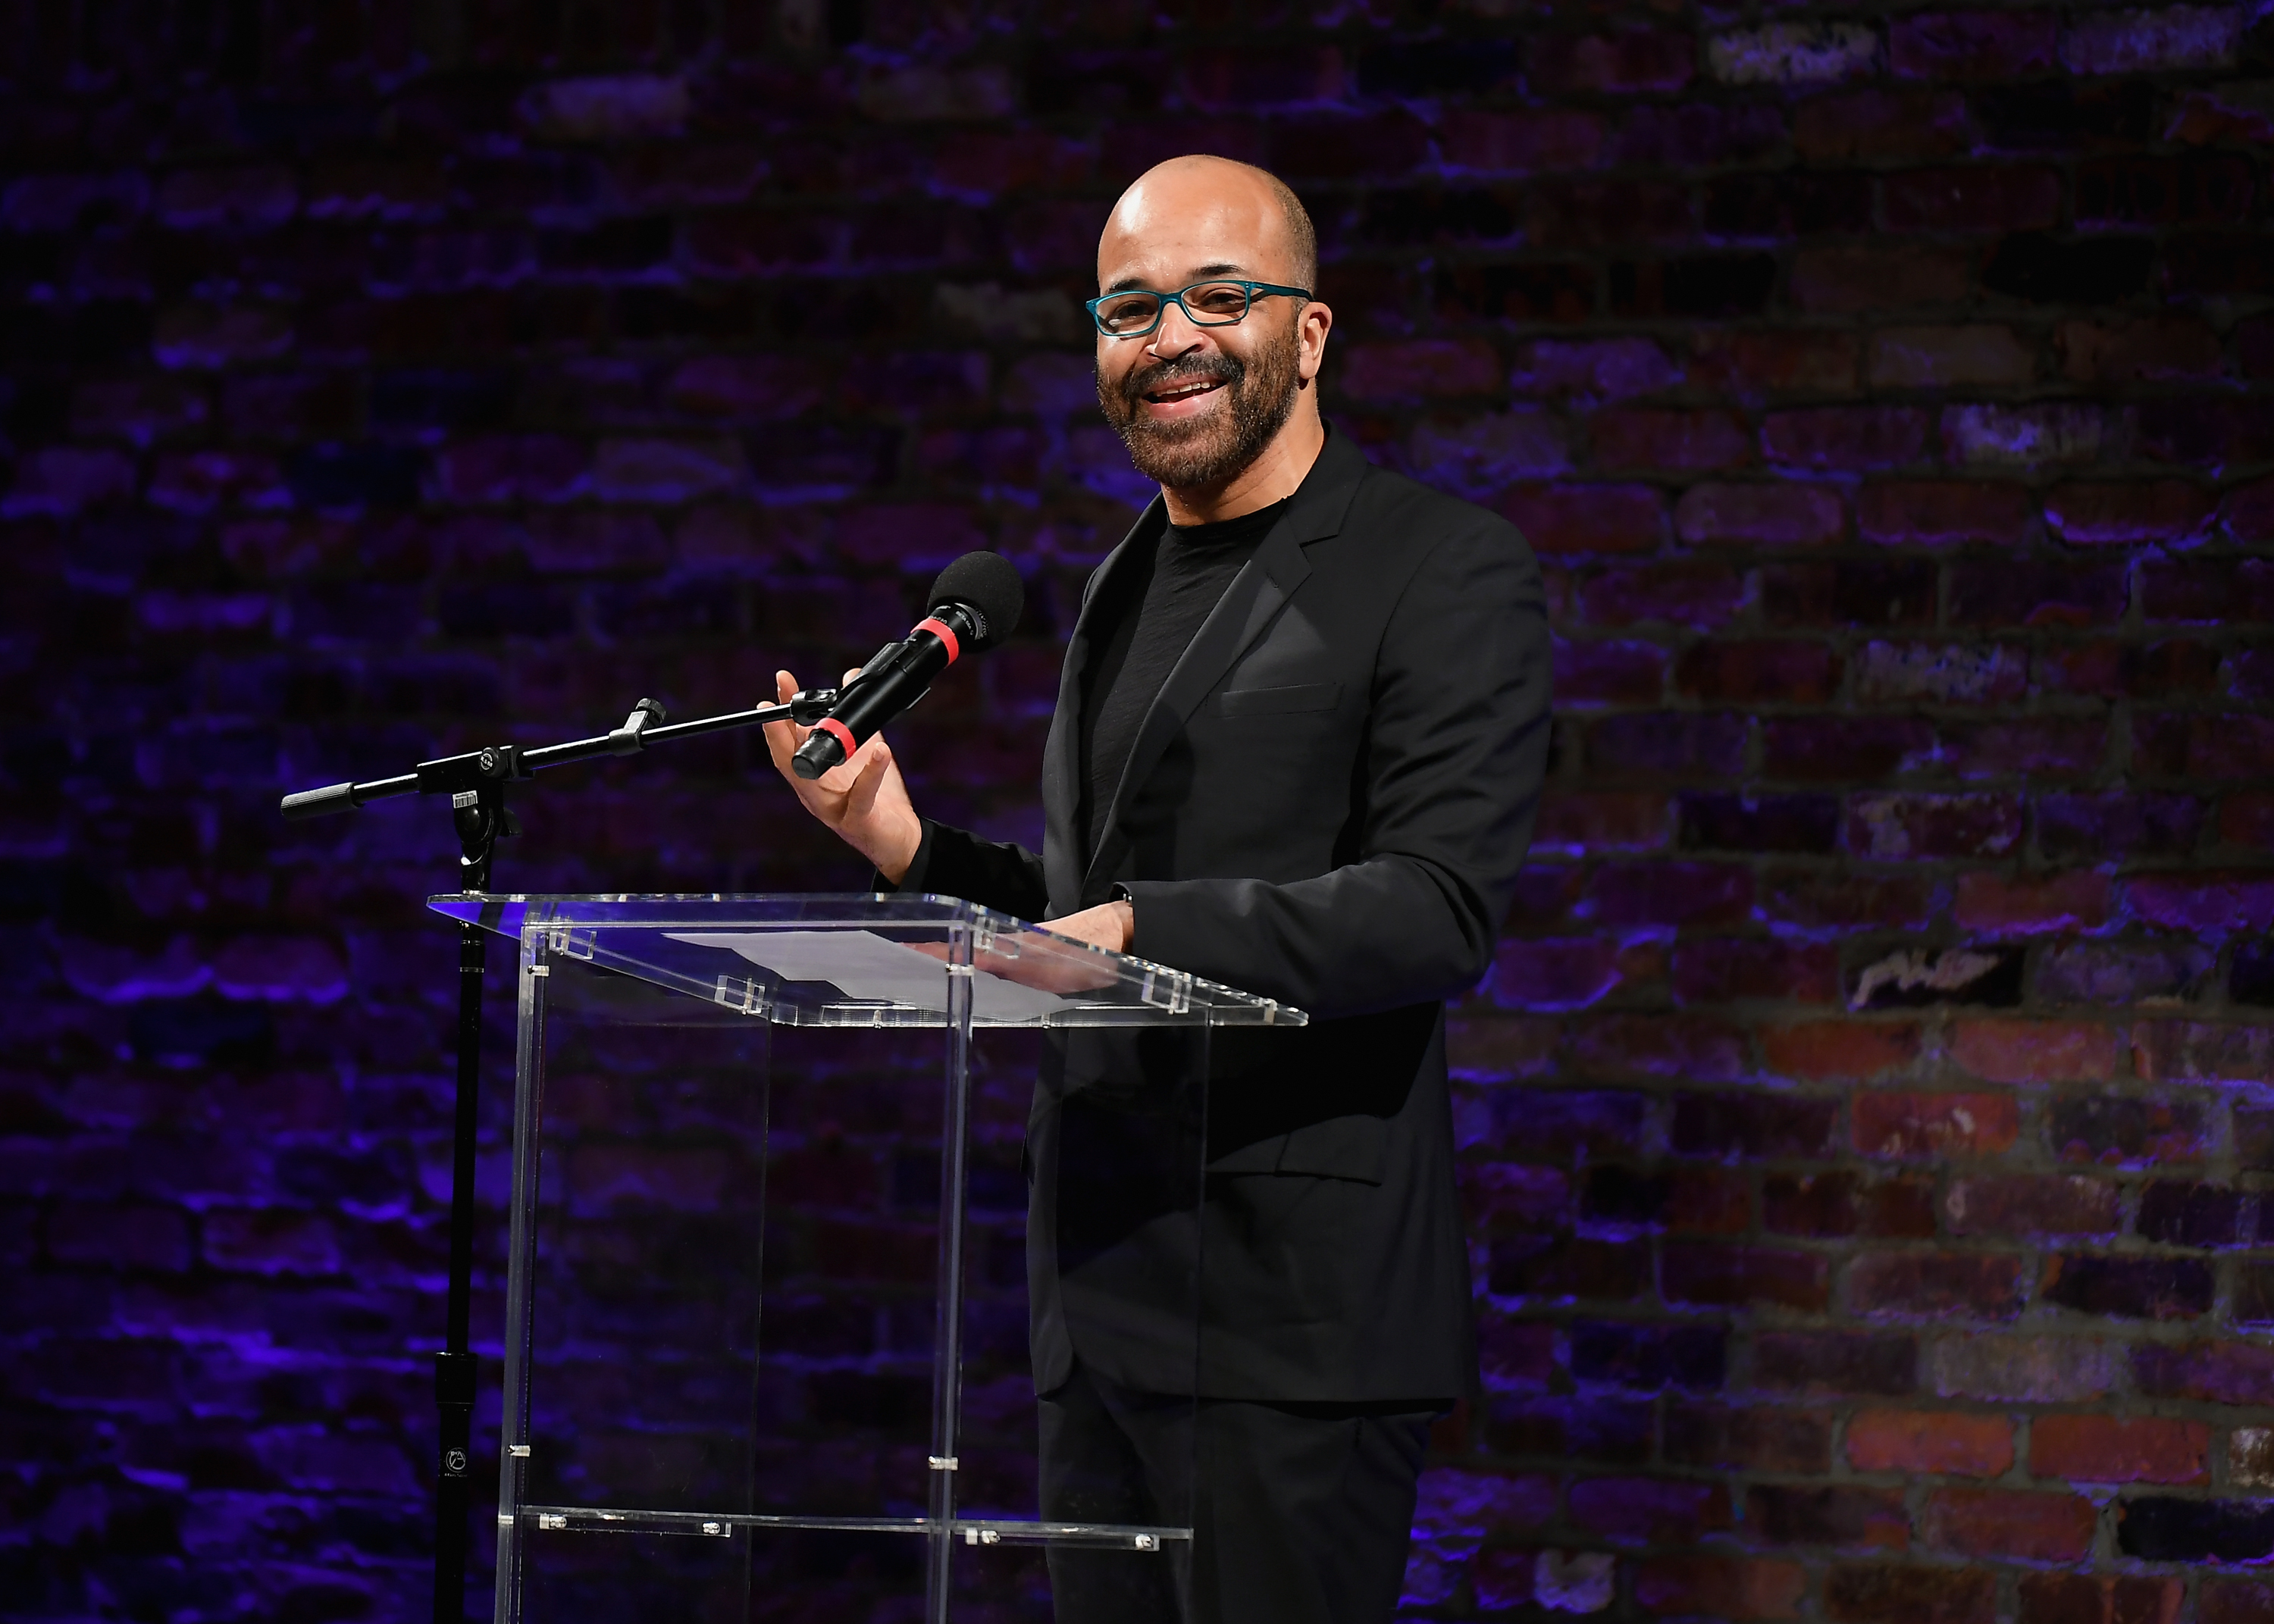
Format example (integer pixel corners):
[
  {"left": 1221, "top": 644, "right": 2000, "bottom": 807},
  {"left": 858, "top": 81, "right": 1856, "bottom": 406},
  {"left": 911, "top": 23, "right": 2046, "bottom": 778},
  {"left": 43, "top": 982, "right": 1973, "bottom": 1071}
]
[{"left": 766, "top": 156, "right": 1551, "bottom": 1622}]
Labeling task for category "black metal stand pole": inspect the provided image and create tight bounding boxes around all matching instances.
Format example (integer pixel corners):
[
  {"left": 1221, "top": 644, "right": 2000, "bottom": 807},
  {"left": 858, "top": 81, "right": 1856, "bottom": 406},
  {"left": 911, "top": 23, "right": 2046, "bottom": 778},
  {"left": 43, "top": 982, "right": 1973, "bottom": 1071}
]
[
  {"left": 433, "top": 786, "right": 505, "bottom": 1622},
  {"left": 280, "top": 690, "right": 841, "bottom": 1623}
]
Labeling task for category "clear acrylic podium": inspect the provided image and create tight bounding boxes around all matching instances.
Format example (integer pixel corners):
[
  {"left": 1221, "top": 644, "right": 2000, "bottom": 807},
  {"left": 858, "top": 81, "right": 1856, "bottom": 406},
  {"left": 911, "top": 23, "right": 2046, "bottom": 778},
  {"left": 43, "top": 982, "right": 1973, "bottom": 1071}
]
[{"left": 428, "top": 893, "right": 1306, "bottom": 1623}]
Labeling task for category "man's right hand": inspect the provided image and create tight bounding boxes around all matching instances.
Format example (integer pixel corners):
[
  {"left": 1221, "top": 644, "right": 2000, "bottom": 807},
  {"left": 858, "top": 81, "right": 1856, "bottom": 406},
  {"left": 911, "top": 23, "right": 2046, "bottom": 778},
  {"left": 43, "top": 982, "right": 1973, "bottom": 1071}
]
[{"left": 762, "top": 668, "right": 924, "bottom": 885}]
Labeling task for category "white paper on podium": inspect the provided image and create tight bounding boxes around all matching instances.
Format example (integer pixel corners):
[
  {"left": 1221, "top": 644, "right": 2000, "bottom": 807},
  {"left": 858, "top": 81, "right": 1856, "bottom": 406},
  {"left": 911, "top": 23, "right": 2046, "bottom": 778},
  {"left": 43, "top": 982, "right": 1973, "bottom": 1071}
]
[{"left": 667, "top": 930, "right": 1071, "bottom": 1022}]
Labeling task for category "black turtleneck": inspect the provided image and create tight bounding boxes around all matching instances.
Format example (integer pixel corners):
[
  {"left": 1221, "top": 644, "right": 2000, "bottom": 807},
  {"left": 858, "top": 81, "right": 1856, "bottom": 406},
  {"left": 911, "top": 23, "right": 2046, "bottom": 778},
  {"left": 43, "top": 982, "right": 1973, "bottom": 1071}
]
[{"left": 1078, "top": 499, "right": 1289, "bottom": 862}]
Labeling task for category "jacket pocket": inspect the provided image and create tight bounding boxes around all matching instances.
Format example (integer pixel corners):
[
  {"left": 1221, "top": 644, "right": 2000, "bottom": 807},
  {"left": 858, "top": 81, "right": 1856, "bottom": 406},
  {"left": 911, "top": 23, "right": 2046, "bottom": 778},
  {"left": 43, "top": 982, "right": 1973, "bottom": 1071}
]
[
  {"left": 1217, "top": 681, "right": 1342, "bottom": 718},
  {"left": 1273, "top": 1114, "right": 1389, "bottom": 1184}
]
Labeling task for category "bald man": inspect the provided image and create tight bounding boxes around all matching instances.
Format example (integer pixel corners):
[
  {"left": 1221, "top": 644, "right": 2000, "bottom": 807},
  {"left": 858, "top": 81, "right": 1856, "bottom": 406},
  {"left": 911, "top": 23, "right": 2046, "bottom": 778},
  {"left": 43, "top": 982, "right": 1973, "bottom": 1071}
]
[{"left": 768, "top": 157, "right": 1551, "bottom": 1623}]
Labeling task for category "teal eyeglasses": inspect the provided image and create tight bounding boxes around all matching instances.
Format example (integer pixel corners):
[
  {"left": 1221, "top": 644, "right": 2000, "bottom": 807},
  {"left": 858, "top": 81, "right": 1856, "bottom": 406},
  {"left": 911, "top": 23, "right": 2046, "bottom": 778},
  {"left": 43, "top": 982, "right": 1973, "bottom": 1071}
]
[{"left": 1085, "top": 279, "right": 1314, "bottom": 339}]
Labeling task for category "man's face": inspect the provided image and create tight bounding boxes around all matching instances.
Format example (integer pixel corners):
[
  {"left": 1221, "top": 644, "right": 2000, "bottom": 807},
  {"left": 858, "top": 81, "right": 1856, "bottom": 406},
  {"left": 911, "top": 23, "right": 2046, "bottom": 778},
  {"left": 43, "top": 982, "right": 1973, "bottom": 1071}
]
[{"left": 1092, "top": 172, "right": 1313, "bottom": 492}]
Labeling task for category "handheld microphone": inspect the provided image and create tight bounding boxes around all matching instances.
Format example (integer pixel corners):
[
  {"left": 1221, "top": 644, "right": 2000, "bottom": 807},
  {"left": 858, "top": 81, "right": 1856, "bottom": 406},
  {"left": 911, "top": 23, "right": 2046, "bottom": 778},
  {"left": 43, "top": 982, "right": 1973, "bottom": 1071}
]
[{"left": 791, "top": 551, "right": 1025, "bottom": 781}]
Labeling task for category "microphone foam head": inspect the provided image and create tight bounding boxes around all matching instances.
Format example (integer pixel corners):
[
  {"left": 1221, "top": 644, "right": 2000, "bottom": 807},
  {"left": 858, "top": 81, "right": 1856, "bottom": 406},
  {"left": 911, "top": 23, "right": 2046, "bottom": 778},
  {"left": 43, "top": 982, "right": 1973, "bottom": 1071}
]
[{"left": 929, "top": 551, "right": 1025, "bottom": 650}]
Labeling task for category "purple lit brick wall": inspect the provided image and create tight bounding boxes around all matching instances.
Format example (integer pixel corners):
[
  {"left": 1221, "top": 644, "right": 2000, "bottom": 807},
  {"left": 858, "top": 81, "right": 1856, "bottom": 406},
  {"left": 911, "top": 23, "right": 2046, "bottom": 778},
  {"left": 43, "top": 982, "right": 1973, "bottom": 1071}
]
[{"left": 5, "top": 2, "right": 2273, "bottom": 1619}]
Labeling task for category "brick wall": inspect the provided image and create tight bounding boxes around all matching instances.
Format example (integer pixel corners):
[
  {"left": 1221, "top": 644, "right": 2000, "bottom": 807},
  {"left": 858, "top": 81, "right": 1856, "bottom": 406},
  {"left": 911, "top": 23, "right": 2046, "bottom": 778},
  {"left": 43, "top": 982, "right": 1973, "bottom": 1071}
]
[{"left": 5, "top": 2, "right": 2273, "bottom": 1618}]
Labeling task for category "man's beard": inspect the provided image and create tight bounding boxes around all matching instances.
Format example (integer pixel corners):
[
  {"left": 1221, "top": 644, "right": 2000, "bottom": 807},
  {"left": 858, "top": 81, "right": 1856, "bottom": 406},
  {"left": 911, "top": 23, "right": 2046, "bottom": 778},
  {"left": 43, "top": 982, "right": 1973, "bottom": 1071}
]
[{"left": 1097, "top": 318, "right": 1304, "bottom": 491}]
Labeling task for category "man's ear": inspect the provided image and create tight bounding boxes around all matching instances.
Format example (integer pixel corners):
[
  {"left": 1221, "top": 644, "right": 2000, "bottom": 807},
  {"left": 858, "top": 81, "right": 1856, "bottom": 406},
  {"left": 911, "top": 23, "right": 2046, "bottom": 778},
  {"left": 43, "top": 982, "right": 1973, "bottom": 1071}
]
[{"left": 1297, "top": 302, "right": 1333, "bottom": 382}]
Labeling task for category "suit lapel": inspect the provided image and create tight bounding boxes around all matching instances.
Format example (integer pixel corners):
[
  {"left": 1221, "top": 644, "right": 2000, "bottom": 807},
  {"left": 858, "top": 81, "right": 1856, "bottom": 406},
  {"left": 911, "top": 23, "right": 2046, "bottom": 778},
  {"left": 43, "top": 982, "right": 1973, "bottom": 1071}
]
[
  {"left": 1039, "top": 496, "right": 1167, "bottom": 912},
  {"left": 1078, "top": 430, "right": 1370, "bottom": 899}
]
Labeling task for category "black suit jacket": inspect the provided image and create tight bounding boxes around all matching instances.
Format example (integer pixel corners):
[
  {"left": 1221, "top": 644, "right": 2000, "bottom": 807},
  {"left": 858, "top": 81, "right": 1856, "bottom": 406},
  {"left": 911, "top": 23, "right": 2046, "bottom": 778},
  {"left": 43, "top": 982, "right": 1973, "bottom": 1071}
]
[{"left": 891, "top": 427, "right": 1551, "bottom": 1401}]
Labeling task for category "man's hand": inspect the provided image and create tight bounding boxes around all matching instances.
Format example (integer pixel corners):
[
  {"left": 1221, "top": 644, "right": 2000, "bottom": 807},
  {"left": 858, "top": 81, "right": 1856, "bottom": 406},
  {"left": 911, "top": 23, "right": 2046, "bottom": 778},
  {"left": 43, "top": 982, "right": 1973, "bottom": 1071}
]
[
  {"left": 762, "top": 668, "right": 924, "bottom": 884},
  {"left": 1047, "top": 900, "right": 1133, "bottom": 956}
]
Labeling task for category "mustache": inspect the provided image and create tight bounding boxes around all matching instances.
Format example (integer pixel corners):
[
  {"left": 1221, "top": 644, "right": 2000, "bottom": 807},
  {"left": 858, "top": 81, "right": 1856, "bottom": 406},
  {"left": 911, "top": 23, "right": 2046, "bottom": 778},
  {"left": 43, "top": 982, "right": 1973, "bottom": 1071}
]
[{"left": 1122, "top": 353, "right": 1243, "bottom": 404}]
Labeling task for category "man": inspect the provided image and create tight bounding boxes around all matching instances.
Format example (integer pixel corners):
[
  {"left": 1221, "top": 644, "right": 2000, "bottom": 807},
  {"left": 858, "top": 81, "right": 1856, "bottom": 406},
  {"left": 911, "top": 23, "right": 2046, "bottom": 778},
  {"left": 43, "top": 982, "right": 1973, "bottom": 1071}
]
[{"left": 765, "top": 155, "right": 1550, "bottom": 1623}]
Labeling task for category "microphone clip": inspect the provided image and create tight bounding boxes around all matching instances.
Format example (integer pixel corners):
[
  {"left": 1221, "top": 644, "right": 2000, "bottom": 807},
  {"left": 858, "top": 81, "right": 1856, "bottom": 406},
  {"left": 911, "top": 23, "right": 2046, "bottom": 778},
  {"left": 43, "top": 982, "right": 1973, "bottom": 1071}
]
[{"left": 606, "top": 698, "right": 666, "bottom": 755}]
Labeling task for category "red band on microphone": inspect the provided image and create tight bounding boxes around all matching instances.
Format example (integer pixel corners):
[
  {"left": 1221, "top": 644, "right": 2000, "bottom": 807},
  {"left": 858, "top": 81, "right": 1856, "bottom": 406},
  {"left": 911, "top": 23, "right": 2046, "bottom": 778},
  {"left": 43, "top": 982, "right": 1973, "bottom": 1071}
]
[
  {"left": 913, "top": 616, "right": 961, "bottom": 665},
  {"left": 813, "top": 718, "right": 858, "bottom": 762}
]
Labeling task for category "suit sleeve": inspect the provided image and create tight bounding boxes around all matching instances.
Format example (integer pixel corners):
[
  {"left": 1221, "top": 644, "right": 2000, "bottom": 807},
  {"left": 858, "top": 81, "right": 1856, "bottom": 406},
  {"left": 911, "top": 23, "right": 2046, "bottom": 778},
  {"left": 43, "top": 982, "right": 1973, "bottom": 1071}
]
[
  {"left": 872, "top": 818, "right": 1051, "bottom": 922},
  {"left": 1119, "top": 516, "right": 1550, "bottom": 1019}
]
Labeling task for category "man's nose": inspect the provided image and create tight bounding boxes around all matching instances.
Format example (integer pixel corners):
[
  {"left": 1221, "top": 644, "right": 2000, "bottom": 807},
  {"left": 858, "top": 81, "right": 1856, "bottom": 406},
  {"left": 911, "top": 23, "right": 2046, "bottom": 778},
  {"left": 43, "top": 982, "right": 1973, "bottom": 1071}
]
[{"left": 1147, "top": 299, "right": 1206, "bottom": 358}]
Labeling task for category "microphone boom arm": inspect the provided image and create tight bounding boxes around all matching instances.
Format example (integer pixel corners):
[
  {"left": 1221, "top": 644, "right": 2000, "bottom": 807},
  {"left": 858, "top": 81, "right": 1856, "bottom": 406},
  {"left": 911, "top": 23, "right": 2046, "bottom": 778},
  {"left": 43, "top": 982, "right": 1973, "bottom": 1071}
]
[{"left": 277, "top": 687, "right": 844, "bottom": 821}]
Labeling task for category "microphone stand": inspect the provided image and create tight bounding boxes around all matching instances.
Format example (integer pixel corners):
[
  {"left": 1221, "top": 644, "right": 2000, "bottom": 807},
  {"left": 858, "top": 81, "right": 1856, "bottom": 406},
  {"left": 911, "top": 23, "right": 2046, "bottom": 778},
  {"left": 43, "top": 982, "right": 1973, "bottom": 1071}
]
[{"left": 279, "top": 687, "right": 841, "bottom": 1622}]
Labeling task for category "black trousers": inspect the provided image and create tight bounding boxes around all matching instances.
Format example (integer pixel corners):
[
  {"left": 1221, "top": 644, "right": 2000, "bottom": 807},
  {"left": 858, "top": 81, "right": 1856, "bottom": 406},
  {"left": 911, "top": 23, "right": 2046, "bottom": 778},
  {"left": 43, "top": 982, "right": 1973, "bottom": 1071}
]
[{"left": 1038, "top": 1362, "right": 1438, "bottom": 1624}]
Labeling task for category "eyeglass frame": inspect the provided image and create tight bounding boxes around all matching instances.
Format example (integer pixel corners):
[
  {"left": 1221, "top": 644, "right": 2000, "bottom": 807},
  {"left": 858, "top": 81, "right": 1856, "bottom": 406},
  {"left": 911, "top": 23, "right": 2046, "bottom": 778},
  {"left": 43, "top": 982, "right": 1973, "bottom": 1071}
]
[{"left": 1084, "top": 279, "right": 1315, "bottom": 340}]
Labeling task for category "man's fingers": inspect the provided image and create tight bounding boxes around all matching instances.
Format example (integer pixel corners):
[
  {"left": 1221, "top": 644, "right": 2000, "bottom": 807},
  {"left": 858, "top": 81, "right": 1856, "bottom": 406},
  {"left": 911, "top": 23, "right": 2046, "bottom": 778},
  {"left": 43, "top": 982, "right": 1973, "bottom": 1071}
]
[
  {"left": 763, "top": 668, "right": 808, "bottom": 767},
  {"left": 841, "top": 742, "right": 885, "bottom": 821}
]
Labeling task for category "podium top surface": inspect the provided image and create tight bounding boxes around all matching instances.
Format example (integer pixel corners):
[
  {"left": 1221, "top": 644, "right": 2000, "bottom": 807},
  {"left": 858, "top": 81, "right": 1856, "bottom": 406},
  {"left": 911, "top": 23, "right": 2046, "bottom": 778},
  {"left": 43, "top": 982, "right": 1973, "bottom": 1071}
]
[{"left": 426, "top": 891, "right": 1308, "bottom": 1029}]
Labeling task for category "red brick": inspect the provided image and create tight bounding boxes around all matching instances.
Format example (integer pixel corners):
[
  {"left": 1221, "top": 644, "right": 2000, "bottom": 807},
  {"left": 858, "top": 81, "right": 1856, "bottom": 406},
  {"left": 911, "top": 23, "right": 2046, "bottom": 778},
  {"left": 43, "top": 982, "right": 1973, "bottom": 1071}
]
[
  {"left": 2019, "top": 1573, "right": 2184, "bottom": 1624},
  {"left": 1532, "top": 792, "right": 1671, "bottom": 855},
  {"left": 1925, "top": 1339, "right": 2110, "bottom": 1404},
  {"left": 1825, "top": 1563, "right": 1994, "bottom": 1624},
  {"left": 1501, "top": 482, "right": 1668, "bottom": 555},
  {"left": 1571, "top": 1011, "right": 1748, "bottom": 1076},
  {"left": 1951, "top": 1019, "right": 2123, "bottom": 1084},
  {"left": 1794, "top": 89, "right": 1972, "bottom": 162},
  {"left": 1529, "top": 178, "right": 1696, "bottom": 248},
  {"left": 1674, "top": 640, "right": 1840, "bottom": 704},
  {"left": 1665, "top": 1403, "right": 1834, "bottom": 1472},
  {"left": 1890, "top": 11, "right": 2060, "bottom": 80},
  {"left": 1763, "top": 717, "right": 1937, "bottom": 781},
  {"left": 1439, "top": 109, "right": 1605, "bottom": 174},
  {"left": 3, "top": 447, "right": 138, "bottom": 515},
  {"left": 2135, "top": 1341, "right": 2274, "bottom": 1407},
  {"left": 1664, "top": 1241, "right": 1831, "bottom": 1310},
  {"left": 1850, "top": 1251, "right": 2026, "bottom": 1319},
  {"left": 2062, "top": 8, "right": 2244, "bottom": 74},
  {"left": 1765, "top": 1173, "right": 1928, "bottom": 1237},
  {"left": 1690, "top": 330, "right": 1860, "bottom": 394},
  {"left": 2225, "top": 792, "right": 2274, "bottom": 850},
  {"left": 1756, "top": 1331, "right": 1918, "bottom": 1396},
  {"left": 202, "top": 1209, "right": 342, "bottom": 1276},
  {"left": 2225, "top": 477, "right": 2274, "bottom": 542},
  {"left": 1857, "top": 480, "right": 2033, "bottom": 546},
  {"left": 1868, "top": 324, "right": 2034, "bottom": 388},
  {"left": 1763, "top": 406, "right": 1933, "bottom": 470},
  {"left": 2045, "top": 480, "right": 2217, "bottom": 547},
  {"left": 1268, "top": 111, "right": 1433, "bottom": 182},
  {"left": 1930, "top": 715, "right": 2104, "bottom": 781},
  {"left": 2123, "top": 874, "right": 2274, "bottom": 934},
  {"left": 1674, "top": 482, "right": 1845, "bottom": 546},
  {"left": 2031, "top": 1414, "right": 2209, "bottom": 1485},
  {"left": 1672, "top": 940, "right": 1840, "bottom": 1005},
  {"left": 1762, "top": 1022, "right": 1921, "bottom": 1081},
  {"left": 1854, "top": 1090, "right": 2019, "bottom": 1158},
  {"left": 2059, "top": 317, "right": 2226, "bottom": 383},
  {"left": 2141, "top": 558, "right": 2274, "bottom": 622},
  {"left": 2132, "top": 1022, "right": 2274, "bottom": 1084},
  {"left": 2206, "top": 1580, "right": 2274, "bottom": 1624},
  {"left": 44, "top": 1203, "right": 193, "bottom": 1272},
  {"left": 1845, "top": 793, "right": 2023, "bottom": 859},
  {"left": 1885, "top": 166, "right": 2063, "bottom": 233},
  {"left": 1856, "top": 640, "right": 2019, "bottom": 706},
  {"left": 1752, "top": 1485, "right": 1912, "bottom": 1550},
  {"left": 1922, "top": 1487, "right": 2096, "bottom": 1561},
  {"left": 2138, "top": 713, "right": 2274, "bottom": 781},
  {"left": 1847, "top": 1409, "right": 2014, "bottom": 1476},
  {"left": 1944, "top": 1175, "right": 2119, "bottom": 1238},
  {"left": 1530, "top": 30, "right": 1696, "bottom": 95},
  {"left": 1637, "top": 1556, "right": 1806, "bottom": 1619},
  {"left": 1578, "top": 559, "right": 1744, "bottom": 627},
  {"left": 1555, "top": 637, "right": 1665, "bottom": 704},
  {"left": 1339, "top": 338, "right": 1500, "bottom": 401},
  {"left": 1792, "top": 245, "right": 1971, "bottom": 312},
  {"left": 1674, "top": 1093, "right": 1840, "bottom": 1159},
  {"left": 1953, "top": 871, "right": 2112, "bottom": 935},
  {"left": 1591, "top": 408, "right": 1755, "bottom": 470}
]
